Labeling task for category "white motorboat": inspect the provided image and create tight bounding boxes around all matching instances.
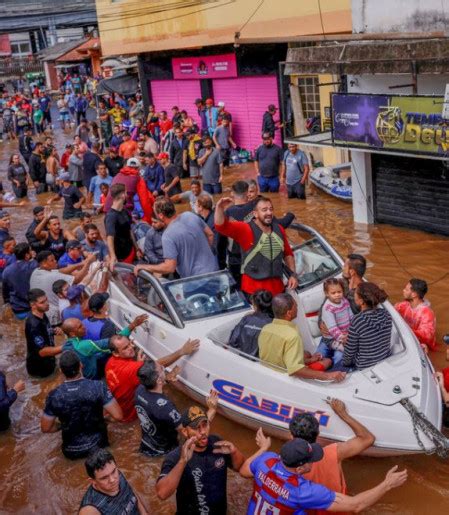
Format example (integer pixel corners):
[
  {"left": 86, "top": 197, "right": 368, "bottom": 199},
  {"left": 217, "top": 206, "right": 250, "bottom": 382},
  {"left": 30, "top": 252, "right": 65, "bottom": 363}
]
[
  {"left": 310, "top": 163, "right": 352, "bottom": 201},
  {"left": 103, "top": 224, "right": 446, "bottom": 456}
]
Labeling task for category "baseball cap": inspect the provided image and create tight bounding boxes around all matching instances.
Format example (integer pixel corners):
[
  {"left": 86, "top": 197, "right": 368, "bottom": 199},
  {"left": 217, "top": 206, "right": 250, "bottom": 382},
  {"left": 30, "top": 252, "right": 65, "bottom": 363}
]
[
  {"left": 66, "top": 240, "right": 82, "bottom": 251},
  {"left": 156, "top": 152, "right": 169, "bottom": 160},
  {"left": 88, "top": 292, "right": 110, "bottom": 313},
  {"left": 59, "top": 172, "right": 71, "bottom": 181},
  {"left": 180, "top": 406, "right": 208, "bottom": 428},
  {"left": 217, "top": 101, "right": 225, "bottom": 107},
  {"left": 0, "top": 210, "right": 9, "bottom": 219},
  {"left": 280, "top": 438, "right": 324, "bottom": 468},
  {"left": 205, "top": 98, "right": 214, "bottom": 105},
  {"left": 126, "top": 157, "right": 140, "bottom": 168},
  {"left": 66, "top": 285, "right": 85, "bottom": 301},
  {"left": 33, "top": 206, "right": 45, "bottom": 215},
  {"left": 268, "top": 104, "right": 277, "bottom": 112}
]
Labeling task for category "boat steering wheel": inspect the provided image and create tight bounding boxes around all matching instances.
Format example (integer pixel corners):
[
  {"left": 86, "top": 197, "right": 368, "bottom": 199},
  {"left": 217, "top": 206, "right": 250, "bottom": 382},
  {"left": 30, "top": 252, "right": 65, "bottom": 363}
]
[{"left": 185, "top": 293, "right": 212, "bottom": 312}]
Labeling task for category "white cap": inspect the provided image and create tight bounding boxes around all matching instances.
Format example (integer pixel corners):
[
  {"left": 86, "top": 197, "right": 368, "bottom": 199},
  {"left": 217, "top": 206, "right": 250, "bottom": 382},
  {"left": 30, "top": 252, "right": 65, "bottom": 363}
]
[
  {"left": 218, "top": 101, "right": 225, "bottom": 107},
  {"left": 126, "top": 157, "right": 140, "bottom": 168}
]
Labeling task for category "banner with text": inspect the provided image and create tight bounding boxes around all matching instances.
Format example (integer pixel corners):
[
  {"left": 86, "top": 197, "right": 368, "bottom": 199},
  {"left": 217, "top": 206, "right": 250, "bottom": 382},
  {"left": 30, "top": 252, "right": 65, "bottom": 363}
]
[
  {"left": 332, "top": 93, "right": 449, "bottom": 157},
  {"left": 172, "top": 53, "right": 237, "bottom": 80}
]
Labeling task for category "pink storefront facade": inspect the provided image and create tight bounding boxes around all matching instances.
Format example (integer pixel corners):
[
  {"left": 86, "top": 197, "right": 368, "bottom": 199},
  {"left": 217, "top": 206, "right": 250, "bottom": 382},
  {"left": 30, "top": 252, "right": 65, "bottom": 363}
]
[{"left": 139, "top": 44, "right": 286, "bottom": 155}]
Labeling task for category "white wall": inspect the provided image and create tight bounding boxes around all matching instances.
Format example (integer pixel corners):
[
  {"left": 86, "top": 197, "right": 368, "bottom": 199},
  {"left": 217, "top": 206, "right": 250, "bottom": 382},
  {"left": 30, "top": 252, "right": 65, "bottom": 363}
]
[
  {"left": 347, "top": 74, "right": 449, "bottom": 96},
  {"left": 352, "top": 0, "right": 449, "bottom": 33}
]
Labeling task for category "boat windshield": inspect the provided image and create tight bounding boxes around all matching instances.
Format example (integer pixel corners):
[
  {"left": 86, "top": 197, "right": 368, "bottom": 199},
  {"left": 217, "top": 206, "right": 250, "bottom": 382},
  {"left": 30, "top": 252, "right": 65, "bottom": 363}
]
[
  {"left": 162, "top": 271, "right": 250, "bottom": 322},
  {"left": 293, "top": 236, "right": 341, "bottom": 290}
]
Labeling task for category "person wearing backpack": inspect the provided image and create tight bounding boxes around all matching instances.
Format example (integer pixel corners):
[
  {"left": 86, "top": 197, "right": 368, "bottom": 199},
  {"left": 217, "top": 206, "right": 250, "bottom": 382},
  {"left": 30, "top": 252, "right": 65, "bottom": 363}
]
[{"left": 281, "top": 143, "right": 310, "bottom": 199}]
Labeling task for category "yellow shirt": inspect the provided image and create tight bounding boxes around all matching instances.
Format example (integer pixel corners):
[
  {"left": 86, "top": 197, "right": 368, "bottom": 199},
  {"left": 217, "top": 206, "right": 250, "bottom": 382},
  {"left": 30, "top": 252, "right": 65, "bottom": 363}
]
[{"left": 258, "top": 319, "right": 305, "bottom": 375}]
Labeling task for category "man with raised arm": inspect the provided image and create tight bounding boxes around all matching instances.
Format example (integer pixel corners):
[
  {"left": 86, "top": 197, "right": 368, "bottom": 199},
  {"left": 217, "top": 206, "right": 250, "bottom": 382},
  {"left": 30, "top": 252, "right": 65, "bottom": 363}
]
[{"left": 215, "top": 196, "right": 298, "bottom": 297}]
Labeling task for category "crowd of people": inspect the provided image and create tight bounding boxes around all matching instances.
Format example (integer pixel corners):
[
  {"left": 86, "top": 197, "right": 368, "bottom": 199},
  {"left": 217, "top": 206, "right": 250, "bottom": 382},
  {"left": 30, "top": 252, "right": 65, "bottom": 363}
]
[{"left": 0, "top": 83, "right": 448, "bottom": 513}]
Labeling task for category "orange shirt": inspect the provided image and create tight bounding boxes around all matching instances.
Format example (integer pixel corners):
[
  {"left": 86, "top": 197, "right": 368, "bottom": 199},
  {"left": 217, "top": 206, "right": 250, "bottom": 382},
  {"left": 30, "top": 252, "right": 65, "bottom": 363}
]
[
  {"left": 119, "top": 140, "right": 138, "bottom": 160},
  {"left": 105, "top": 356, "right": 143, "bottom": 422},
  {"left": 303, "top": 443, "right": 346, "bottom": 515}
]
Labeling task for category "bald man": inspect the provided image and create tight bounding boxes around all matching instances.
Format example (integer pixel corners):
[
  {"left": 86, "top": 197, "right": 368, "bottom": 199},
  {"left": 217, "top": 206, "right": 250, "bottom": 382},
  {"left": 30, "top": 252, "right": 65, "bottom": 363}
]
[{"left": 61, "top": 314, "right": 148, "bottom": 380}]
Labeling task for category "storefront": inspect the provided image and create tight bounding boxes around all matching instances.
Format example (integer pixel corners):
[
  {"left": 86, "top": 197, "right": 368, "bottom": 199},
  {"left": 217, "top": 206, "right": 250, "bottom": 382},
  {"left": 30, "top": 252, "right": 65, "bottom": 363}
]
[
  {"left": 289, "top": 91, "right": 449, "bottom": 235},
  {"left": 138, "top": 44, "right": 286, "bottom": 154}
]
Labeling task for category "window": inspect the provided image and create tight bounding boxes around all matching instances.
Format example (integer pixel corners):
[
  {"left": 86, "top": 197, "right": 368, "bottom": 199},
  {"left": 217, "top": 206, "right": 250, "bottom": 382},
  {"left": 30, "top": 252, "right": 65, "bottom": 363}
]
[
  {"left": 113, "top": 269, "right": 173, "bottom": 323},
  {"left": 10, "top": 42, "right": 31, "bottom": 57},
  {"left": 297, "top": 76, "right": 321, "bottom": 118}
]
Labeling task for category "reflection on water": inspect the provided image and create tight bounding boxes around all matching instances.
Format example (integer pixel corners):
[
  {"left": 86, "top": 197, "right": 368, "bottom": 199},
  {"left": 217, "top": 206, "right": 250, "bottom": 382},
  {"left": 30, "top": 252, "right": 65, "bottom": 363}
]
[{"left": 1, "top": 132, "right": 449, "bottom": 512}]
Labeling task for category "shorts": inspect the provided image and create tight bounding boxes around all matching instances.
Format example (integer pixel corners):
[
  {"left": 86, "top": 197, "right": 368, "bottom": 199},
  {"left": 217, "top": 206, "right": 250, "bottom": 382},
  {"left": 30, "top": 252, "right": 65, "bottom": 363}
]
[
  {"left": 287, "top": 181, "right": 306, "bottom": 199},
  {"left": 203, "top": 183, "right": 222, "bottom": 195},
  {"left": 189, "top": 164, "right": 200, "bottom": 177},
  {"left": 59, "top": 111, "right": 70, "bottom": 121}
]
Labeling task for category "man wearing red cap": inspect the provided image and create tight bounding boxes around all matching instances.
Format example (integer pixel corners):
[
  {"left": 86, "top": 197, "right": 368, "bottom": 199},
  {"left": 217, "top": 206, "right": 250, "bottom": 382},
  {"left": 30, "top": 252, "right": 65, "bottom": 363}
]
[{"left": 205, "top": 98, "right": 219, "bottom": 136}]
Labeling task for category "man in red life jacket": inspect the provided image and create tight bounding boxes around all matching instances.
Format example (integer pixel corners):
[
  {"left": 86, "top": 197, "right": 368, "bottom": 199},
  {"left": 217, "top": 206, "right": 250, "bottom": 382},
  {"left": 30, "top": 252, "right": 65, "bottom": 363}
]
[
  {"left": 215, "top": 196, "right": 298, "bottom": 297},
  {"left": 104, "top": 157, "right": 154, "bottom": 223}
]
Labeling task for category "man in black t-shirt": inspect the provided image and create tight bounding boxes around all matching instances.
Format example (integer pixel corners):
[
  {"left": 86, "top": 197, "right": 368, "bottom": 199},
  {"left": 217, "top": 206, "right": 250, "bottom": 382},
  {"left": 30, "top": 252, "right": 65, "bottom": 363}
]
[
  {"left": 41, "top": 351, "right": 123, "bottom": 460},
  {"left": 25, "top": 289, "right": 63, "bottom": 377},
  {"left": 25, "top": 206, "right": 46, "bottom": 252},
  {"left": 47, "top": 173, "right": 85, "bottom": 220},
  {"left": 156, "top": 406, "right": 245, "bottom": 514},
  {"left": 105, "top": 183, "right": 140, "bottom": 271},
  {"left": 135, "top": 361, "right": 219, "bottom": 457}
]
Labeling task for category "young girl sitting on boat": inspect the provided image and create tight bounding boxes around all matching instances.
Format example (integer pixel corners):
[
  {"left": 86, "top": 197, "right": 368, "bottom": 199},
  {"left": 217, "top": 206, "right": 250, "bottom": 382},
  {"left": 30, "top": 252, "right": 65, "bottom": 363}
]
[{"left": 317, "top": 278, "right": 353, "bottom": 365}]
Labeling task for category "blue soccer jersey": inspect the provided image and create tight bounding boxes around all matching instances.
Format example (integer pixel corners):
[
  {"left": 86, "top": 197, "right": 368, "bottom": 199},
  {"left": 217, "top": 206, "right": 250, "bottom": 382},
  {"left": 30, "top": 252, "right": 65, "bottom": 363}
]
[{"left": 248, "top": 452, "right": 336, "bottom": 514}]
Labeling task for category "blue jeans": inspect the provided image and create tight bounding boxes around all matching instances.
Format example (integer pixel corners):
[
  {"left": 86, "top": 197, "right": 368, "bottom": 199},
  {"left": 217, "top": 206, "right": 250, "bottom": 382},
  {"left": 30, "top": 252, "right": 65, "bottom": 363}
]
[
  {"left": 203, "top": 183, "right": 223, "bottom": 195},
  {"left": 258, "top": 175, "right": 280, "bottom": 193},
  {"left": 316, "top": 337, "right": 344, "bottom": 365}
]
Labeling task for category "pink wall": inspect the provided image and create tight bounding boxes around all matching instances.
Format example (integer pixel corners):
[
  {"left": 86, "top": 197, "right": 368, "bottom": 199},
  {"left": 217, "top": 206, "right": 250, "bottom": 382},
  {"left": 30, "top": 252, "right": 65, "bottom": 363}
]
[
  {"left": 212, "top": 76, "right": 281, "bottom": 154},
  {"left": 150, "top": 79, "right": 201, "bottom": 124}
]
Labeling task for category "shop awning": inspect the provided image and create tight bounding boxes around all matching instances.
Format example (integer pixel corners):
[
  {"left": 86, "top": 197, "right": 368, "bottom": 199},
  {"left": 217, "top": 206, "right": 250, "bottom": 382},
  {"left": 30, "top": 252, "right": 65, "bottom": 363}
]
[
  {"left": 286, "top": 131, "right": 448, "bottom": 161},
  {"left": 96, "top": 73, "right": 139, "bottom": 97},
  {"left": 285, "top": 38, "right": 449, "bottom": 75}
]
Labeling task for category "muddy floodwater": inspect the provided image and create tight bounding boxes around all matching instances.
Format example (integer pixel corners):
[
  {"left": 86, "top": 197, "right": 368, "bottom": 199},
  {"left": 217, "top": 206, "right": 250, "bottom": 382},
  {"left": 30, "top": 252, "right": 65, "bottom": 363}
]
[{"left": 1, "top": 128, "right": 449, "bottom": 514}]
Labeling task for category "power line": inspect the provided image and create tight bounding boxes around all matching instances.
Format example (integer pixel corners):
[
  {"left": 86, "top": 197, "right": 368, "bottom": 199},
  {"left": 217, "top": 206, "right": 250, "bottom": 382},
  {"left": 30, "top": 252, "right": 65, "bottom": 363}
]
[
  {"left": 97, "top": 0, "right": 235, "bottom": 33},
  {"left": 237, "top": 0, "right": 265, "bottom": 35},
  {"left": 98, "top": 0, "right": 208, "bottom": 23},
  {"left": 317, "top": 0, "right": 326, "bottom": 37}
]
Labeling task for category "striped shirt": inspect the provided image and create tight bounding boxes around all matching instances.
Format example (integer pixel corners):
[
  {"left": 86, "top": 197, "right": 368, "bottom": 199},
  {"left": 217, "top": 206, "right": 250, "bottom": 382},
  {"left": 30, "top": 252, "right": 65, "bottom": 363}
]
[
  {"left": 321, "top": 298, "right": 353, "bottom": 343},
  {"left": 343, "top": 308, "right": 392, "bottom": 369}
]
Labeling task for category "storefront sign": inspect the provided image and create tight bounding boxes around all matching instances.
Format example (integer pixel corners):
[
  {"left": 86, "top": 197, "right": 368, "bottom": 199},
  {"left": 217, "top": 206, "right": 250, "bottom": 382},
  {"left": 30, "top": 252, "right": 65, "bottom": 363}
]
[
  {"left": 172, "top": 53, "right": 237, "bottom": 80},
  {"left": 332, "top": 93, "right": 449, "bottom": 157}
]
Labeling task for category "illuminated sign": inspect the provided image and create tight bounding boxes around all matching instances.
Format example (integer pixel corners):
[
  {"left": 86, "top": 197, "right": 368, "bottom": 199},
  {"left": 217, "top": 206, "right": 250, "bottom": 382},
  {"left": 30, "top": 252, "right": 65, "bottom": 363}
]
[
  {"left": 213, "top": 379, "right": 330, "bottom": 426},
  {"left": 172, "top": 53, "right": 237, "bottom": 80},
  {"left": 332, "top": 93, "right": 449, "bottom": 157}
]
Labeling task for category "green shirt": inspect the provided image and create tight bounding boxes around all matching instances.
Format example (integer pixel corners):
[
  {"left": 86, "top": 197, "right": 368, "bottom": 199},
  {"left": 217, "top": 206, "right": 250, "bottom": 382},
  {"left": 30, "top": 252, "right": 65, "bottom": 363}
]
[{"left": 258, "top": 319, "right": 305, "bottom": 375}]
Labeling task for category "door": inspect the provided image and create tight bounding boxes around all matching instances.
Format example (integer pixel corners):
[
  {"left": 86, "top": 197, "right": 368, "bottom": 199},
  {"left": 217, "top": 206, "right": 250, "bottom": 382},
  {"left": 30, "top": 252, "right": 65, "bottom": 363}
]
[
  {"left": 150, "top": 79, "right": 202, "bottom": 125},
  {"left": 373, "top": 154, "right": 449, "bottom": 235},
  {"left": 212, "top": 76, "right": 281, "bottom": 154}
]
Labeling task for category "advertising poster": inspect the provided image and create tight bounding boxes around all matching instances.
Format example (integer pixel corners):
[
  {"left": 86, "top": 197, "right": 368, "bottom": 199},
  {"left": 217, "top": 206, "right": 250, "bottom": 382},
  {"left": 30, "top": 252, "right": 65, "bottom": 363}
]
[
  {"left": 332, "top": 93, "right": 449, "bottom": 157},
  {"left": 172, "top": 53, "right": 237, "bottom": 80}
]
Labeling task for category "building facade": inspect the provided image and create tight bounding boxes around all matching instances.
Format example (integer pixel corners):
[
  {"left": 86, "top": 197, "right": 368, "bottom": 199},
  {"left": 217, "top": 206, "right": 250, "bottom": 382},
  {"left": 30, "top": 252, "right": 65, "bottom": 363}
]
[{"left": 97, "top": 0, "right": 351, "bottom": 154}]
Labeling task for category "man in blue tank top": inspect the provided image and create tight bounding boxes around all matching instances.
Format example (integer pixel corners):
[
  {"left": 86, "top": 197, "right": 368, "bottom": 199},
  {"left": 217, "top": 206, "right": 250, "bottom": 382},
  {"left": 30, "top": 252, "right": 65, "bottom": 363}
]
[{"left": 79, "top": 448, "right": 148, "bottom": 514}]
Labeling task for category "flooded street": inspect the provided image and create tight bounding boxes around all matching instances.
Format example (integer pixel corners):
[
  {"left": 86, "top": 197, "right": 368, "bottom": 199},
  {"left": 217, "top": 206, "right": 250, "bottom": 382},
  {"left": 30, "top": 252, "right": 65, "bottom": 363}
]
[{"left": 1, "top": 127, "right": 449, "bottom": 513}]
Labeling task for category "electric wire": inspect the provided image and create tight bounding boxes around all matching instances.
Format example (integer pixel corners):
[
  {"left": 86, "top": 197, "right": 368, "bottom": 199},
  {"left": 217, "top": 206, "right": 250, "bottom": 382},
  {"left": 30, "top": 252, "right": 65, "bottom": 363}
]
[
  {"left": 237, "top": 0, "right": 265, "bottom": 35},
  {"left": 96, "top": 0, "right": 235, "bottom": 33}
]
